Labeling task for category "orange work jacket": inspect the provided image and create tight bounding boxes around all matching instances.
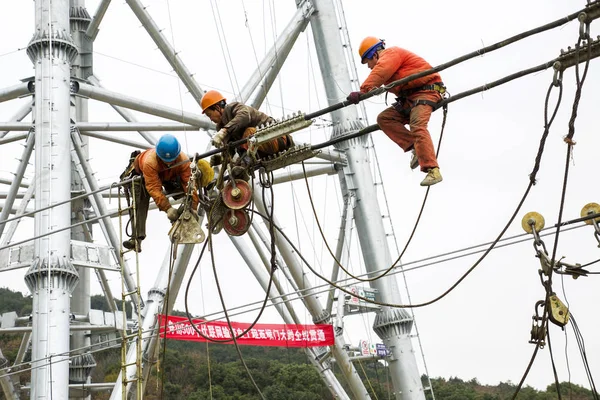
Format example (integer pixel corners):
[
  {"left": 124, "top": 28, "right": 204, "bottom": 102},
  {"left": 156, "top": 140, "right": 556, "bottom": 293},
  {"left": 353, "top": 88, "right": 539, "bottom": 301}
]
[
  {"left": 134, "top": 149, "right": 198, "bottom": 212},
  {"left": 360, "top": 47, "right": 442, "bottom": 96}
]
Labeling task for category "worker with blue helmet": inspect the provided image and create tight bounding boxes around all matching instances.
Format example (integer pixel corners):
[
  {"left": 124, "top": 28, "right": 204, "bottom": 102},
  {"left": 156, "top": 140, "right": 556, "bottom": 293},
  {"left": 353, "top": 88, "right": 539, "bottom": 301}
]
[{"left": 121, "top": 134, "right": 199, "bottom": 252}]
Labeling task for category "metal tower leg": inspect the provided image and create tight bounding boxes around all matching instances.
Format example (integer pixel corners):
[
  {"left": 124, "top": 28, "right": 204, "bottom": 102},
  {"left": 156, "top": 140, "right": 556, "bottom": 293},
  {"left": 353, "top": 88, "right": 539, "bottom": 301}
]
[
  {"left": 302, "top": 0, "right": 426, "bottom": 398},
  {"left": 230, "top": 235, "right": 350, "bottom": 399},
  {"left": 253, "top": 189, "right": 371, "bottom": 399},
  {"left": 69, "top": 5, "right": 97, "bottom": 396},
  {"left": 25, "top": 1, "right": 80, "bottom": 398},
  {"left": 110, "top": 244, "right": 196, "bottom": 400}
]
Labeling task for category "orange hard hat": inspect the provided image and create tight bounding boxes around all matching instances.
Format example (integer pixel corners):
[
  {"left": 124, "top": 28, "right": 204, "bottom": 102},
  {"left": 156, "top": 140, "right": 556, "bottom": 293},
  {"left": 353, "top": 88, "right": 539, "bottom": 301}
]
[
  {"left": 358, "top": 37, "right": 384, "bottom": 64},
  {"left": 200, "top": 90, "right": 226, "bottom": 113}
]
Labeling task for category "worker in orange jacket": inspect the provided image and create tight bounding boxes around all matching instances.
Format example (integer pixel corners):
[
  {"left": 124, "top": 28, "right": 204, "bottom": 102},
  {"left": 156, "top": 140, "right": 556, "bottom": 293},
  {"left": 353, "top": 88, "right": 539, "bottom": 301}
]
[
  {"left": 123, "top": 134, "right": 199, "bottom": 252},
  {"left": 347, "top": 37, "right": 445, "bottom": 186},
  {"left": 200, "top": 90, "right": 294, "bottom": 159}
]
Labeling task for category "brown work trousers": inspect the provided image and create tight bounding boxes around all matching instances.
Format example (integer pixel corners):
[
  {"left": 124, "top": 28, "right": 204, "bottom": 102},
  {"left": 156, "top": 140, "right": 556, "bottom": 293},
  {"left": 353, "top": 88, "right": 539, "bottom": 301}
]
[
  {"left": 239, "top": 127, "right": 294, "bottom": 158},
  {"left": 376, "top": 91, "right": 441, "bottom": 172},
  {"left": 127, "top": 175, "right": 183, "bottom": 240}
]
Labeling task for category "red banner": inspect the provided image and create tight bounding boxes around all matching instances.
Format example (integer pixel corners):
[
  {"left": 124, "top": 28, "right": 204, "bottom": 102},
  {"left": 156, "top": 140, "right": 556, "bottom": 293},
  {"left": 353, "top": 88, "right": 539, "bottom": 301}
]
[{"left": 159, "top": 315, "right": 334, "bottom": 347}]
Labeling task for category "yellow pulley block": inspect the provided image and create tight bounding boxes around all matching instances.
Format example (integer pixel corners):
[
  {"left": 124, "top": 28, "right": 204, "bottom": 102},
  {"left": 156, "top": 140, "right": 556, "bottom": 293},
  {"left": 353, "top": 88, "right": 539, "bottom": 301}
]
[
  {"left": 548, "top": 294, "right": 569, "bottom": 327},
  {"left": 521, "top": 211, "right": 545, "bottom": 233},
  {"left": 580, "top": 202, "right": 600, "bottom": 225}
]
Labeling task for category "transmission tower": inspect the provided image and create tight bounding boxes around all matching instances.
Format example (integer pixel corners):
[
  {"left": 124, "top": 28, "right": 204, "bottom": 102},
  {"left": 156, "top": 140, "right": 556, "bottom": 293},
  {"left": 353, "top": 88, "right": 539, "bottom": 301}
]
[{"left": 0, "top": 1, "right": 428, "bottom": 399}]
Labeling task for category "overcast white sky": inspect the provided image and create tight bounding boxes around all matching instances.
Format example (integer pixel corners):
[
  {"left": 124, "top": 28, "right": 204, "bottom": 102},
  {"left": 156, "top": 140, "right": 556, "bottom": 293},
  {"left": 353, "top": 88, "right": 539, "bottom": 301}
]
[{"left": 0, "top": 0, "right": 599, "bottom": 394}]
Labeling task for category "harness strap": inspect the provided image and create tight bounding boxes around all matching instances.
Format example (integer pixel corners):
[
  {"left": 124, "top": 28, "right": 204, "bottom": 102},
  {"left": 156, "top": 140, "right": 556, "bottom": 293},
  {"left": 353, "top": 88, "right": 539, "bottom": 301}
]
[{"left": 398, "top": 82, "right": 446, "bottom": 97}]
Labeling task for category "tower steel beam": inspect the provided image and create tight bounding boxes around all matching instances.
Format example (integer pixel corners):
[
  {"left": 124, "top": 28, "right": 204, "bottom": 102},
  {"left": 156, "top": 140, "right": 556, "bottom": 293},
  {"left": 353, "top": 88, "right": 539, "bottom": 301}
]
[
  {"left": 303, "top": 0, "right": 425, "bottom": 398},
  {"left": 233, "top": 234, "right": 350, "bottom": 399},
  {"left": 253, "top": 187, "right": 371, "bottom": 399},
  {"left": 0, "top": 123, "right": 30, "bottom": 131},
  {"left": 0, "top": 347, "right": 18, "bottom": 400},
  {"left": 110, "top": 244, "right": 196, "bottom": 400},
  {"left": 229, "top": 236, "right": 296, "bottom": 319},
  {"left": 88, "top": 75, "right": 158, "bottom": 145},
  {"left": 86, "top": 0, "right": 112, "bottom": 40},
  {"left": 70, "top": 5, "right": 97, "bottom": 396},
  {"left": 77, "top": 122, "right": 199, "bottom": 131},
  {"left": 0, "top": 132, "right": 34, "bottom": 240},
  {"left": 271, "top": 164, "right": 337, "bottom": 184},
  {"left": 80, "top": 131, "right": 153, "bottom": 149},
  {"left": 0, "top": 102, "right": 32, "bottom": 138},
  {"left": 71, "top": 130, "right": 139, "bottom": 299},
  {"left": 125, "top": 0, "right": 206, "bottom": 103},
  {"left": 326, "top": 188, "right": 353, "bottom": 316},
  {"left": 0, "top": 134, "right": 27, "bottom": 145},
  {"left": 75, "top": 82, "right": 214, "bottom": 129},
  {"left": 0, "top": 83, "right": 31, "bottom": 104},
  {"left": 242, "top": 0, "right": 314, "bottom": 107},
  {"left": 24, "top": 1, "right": 80, "bottom": 398}
]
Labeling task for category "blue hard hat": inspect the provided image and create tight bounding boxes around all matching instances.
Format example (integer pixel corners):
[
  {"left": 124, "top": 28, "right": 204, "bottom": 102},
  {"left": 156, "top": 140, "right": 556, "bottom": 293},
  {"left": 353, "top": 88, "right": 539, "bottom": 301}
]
[{"left": 156, "top": 134, "right": 181, "bottom": 162}]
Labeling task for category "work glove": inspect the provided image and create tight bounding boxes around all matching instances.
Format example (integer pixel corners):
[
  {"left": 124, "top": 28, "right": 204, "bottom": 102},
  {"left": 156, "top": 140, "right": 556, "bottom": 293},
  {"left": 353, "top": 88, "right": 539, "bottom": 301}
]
[
  {"left": 166, "top": 207, "right": 179, "bottom": 222},
  {"left": 211, "top": 129, "right": 228, "bottom": 148},
  {"left": 210, "top": 154, "right": 223, "bottom": 167},
  {"left": 346, "top": 91, "right": 361, "bottom": 104}
]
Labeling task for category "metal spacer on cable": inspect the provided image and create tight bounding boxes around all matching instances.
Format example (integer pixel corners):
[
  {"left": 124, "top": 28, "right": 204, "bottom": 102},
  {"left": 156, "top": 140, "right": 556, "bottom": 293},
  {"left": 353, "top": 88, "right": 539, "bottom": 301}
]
[
  {"left": 552, "top": 62, "right": 562, "bottom": 86},
  {"left": 579, "top": 13, "right": 591, "bottom": 40}
]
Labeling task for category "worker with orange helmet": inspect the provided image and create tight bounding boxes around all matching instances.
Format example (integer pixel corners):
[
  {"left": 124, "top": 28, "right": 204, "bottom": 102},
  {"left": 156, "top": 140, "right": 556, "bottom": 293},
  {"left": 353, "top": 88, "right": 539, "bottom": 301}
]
[
  {"left": 121, "top": 134, "right": 199, "bottom": 252},
  {"left": 200, "top": 90, "right": 294, "bottom": 159},
  {"left": 347, "top": 37, "right": 446, "bottom": 186}
]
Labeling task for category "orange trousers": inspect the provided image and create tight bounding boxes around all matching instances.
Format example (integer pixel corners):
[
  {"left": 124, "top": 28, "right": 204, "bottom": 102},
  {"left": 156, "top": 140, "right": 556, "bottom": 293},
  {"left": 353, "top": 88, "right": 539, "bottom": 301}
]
[
  {"left": 376, "top": 91, "right": 441, "bottom": 172},
  {"left": 239, "top": 127, "right": 293, "bottom": 157}
]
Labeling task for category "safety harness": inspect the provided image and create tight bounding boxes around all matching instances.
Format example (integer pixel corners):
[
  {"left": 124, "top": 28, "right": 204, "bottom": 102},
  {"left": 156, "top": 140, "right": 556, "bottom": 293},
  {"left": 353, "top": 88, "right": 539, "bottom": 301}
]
[
  {"left": 119, "top": 150, "right": 142, "bottom": 238},
  {"left": 391, "top": 82, "right": 447, "bottom": 117}
]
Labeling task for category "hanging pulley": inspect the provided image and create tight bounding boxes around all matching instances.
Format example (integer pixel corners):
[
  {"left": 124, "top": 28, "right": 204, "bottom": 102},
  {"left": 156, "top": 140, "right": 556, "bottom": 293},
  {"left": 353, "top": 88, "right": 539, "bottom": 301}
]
[
  {"left": 580, "top": 202, "right": 600, "bottom": 224},
  {"left": 223, "top": 209, "right": 251, "bottom": 236},
  {"left": 168, "top": 209, "right": 205, "bottom": 244},
  {"left": 547, "top": 294, "right": 570, "bottom": 328},
  {"left": 521, "top": 211, "right": 545, "bottom": 233},
  {"left": 222, "top": 179, "right": 252, "bottom": 210}
]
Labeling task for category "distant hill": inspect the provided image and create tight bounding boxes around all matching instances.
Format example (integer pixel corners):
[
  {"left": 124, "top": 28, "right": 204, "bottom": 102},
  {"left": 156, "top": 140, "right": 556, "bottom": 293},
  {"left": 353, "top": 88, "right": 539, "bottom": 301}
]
[{"left": 0, "top": 288, "right": 596, "bottom": 399}]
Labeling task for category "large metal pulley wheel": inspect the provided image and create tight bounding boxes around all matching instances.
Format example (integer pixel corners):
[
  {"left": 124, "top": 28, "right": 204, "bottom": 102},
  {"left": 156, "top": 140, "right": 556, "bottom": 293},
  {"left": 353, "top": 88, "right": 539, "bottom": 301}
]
[
  {"left": 223, "top": 209, "right": 251, "bottom": 236},
  {"left": 222, "top": 179, "right": 252, "bottom": 210},
  {"left": 580, "top": 202, "right": 600, "bottom": 225},
  {"left": 521, "top": 211, "right": 545, "bottom": 233}
]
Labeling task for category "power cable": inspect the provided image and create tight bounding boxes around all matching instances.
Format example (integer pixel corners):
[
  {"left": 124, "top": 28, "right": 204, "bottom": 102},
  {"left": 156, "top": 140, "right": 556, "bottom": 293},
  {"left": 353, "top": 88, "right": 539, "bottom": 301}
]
[
  {"left": 570, "top": 314, "right": 600, "bottom": 399},
  {"left": 304, "top": 2, "right": 598, "bottom": 119},
  {"left": 182, "top": 220, "right": 592, "bottom": 326},
  {"left": 547, "top": 328, "right": 564, "bottom": 399},
  {"left": 300, "top": 106, "right": 448, "bottom": 283},
  {"left": 512, "top": 28, "right": 594, "bottom": 397}
]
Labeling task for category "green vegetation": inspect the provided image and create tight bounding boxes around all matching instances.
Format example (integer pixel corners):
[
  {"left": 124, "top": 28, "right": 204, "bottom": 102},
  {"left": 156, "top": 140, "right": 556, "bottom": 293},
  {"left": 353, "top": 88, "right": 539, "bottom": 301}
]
[{"left": 0, "top": 289, "right": 597, "bottom": 399}]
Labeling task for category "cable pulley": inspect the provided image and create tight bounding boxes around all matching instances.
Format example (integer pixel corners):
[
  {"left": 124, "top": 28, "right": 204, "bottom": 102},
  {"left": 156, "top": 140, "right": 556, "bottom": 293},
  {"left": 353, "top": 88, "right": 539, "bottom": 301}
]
[
  {"left": 222, "top": 179, "right": 253, "bottom": 210},
  {"left": 223, "top": 209, "right": 251, "bottom": 236}
]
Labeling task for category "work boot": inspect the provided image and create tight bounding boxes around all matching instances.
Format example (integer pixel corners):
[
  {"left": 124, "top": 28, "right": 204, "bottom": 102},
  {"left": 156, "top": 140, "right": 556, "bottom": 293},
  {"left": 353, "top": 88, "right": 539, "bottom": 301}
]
[
  {"left": 420, "top": 167, "right": 443, "bottom": 187},
  {"left": 409, "top": 149, "right": 419, "bottom": 170},
  {"left": 123, "top": 238, "right": 142, "bottom": 253}
]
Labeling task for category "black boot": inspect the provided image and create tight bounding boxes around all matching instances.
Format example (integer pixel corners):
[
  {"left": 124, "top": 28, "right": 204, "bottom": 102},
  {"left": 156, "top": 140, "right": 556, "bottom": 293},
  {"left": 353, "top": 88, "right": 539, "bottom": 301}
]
[{"left": 123, "top": 238, "right": 142, "bottom": 253}]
